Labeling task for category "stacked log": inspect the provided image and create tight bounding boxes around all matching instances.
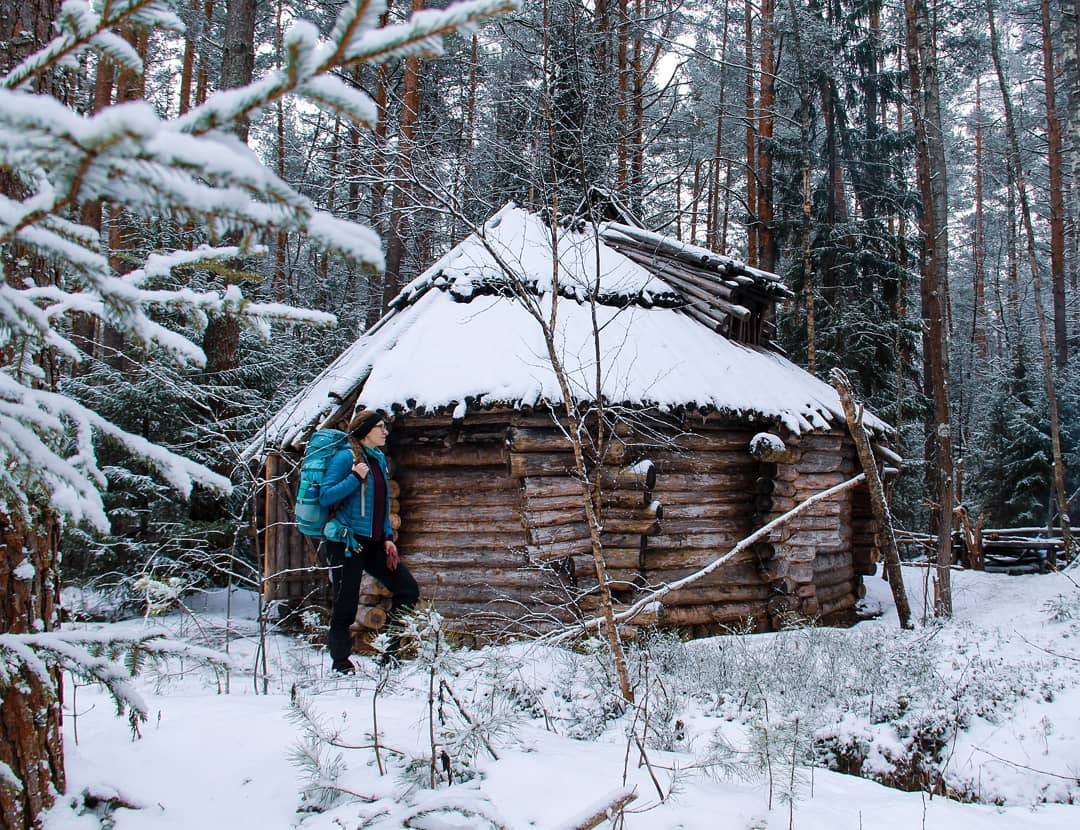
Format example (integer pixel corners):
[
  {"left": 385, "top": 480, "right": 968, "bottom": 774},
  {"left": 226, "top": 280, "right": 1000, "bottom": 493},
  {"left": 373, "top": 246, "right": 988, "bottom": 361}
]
[
  {"left": 511, "top": 417, "right": 656, "bottom": 608},
  {"left": 792, "top": 433, "right": 862, "bottom": 623},
  {"left": 259, "top": 408, "right": 876, "bottom": 639},
  {"left": 850, "top": 480, "right": 880, "bottom": 576},
  {"left": 640, "top": 422, "right": 769, "bottom": 629},
  {"left": 392, "top": 415, "right": 572, "bottom": 635}
]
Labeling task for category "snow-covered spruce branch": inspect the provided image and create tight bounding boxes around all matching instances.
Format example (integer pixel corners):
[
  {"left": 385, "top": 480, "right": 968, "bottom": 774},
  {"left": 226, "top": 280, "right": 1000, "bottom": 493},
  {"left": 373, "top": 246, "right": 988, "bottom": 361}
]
[
  {"left": 0, "top": 630, "right": 234, "bottom": 720},
  {"left": 176, "top": 0, "right": 519, "bottom": 137},
  {"left": 0, "top": 374, "right": 231, "bottom": 530},
  {"left": 1, "top": 0, "right": 182, "bottom": 91},
  {"left": 545, "top": 474, "right": 867, "bottom": 643}
]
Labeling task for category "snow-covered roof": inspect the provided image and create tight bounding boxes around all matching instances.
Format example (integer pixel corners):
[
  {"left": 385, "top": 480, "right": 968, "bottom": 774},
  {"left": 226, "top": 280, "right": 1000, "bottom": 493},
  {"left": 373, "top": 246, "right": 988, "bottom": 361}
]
[{"left": 252, "top": 205, "right": 890, "bottom": 453}]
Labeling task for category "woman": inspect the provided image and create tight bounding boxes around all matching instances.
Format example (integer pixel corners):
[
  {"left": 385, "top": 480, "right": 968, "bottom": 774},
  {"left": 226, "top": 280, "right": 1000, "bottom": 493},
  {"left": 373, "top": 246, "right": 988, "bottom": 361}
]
[{"left": 319, "top": 408, "right": 419, "bottom": 673}]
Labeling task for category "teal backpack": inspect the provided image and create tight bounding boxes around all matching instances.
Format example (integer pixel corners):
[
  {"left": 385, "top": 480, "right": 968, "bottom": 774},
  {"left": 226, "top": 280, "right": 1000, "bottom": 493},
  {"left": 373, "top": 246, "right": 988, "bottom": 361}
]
[{"left": 294, "top": 428, "right": 349, "bottom": 538}]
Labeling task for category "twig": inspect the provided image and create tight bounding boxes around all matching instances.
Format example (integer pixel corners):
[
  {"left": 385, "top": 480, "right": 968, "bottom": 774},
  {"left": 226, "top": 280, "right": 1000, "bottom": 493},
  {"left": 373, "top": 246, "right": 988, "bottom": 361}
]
[{"left": 971, "top": 747, "right": 1080, "bottom": 781}]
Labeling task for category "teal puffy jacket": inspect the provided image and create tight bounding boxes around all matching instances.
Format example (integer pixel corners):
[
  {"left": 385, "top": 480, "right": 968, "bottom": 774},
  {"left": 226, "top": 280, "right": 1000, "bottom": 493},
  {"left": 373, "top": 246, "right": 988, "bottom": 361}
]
[{"left": 318, "top": 446, "right": 394, "bottom": 540}]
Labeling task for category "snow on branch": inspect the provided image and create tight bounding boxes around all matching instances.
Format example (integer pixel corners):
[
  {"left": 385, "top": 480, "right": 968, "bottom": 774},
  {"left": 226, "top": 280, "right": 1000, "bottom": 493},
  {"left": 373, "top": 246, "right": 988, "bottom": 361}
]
[
  {"left": 1, "top": 1, "right": 183, "bottom": 91},
  {"left": 0, "top": 0, "right": 514, "bottom": 534},
  {"left": 0, "top": 630, "right": 234, "bottom": 722}
]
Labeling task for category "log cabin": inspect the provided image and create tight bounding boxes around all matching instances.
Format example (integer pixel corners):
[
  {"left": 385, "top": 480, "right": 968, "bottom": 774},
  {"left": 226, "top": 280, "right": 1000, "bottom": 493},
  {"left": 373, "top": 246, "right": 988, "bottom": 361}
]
[{"left": 247, "top": 200, "right": 894, "bottom": 642}]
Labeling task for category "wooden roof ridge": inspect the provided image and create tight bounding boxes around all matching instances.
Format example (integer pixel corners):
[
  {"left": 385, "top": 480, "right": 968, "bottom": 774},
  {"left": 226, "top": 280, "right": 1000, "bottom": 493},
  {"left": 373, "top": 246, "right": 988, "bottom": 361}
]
[{"left": 600, "top": 222, "right": 792, "bottom": 347}]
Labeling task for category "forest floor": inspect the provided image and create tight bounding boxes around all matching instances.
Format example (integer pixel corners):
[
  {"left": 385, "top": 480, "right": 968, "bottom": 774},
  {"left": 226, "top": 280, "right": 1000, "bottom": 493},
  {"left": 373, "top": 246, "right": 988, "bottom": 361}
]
[{"left": 45, "top": 564, "right": 1080, "bottom": 830}]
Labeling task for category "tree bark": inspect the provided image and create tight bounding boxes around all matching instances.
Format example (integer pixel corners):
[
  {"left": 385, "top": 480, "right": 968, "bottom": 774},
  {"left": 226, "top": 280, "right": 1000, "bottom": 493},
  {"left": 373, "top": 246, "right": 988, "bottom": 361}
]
[
  {"left": 0, "top": 3, "right": 65, "bottom": 794},
  {"left": 986, "top": 0, "right": 1075, "bottom": 562},
  {"left": 973, "top": 73, "right": 987, "bottom": 360},
  {"left": 756, "top": 0, "right": 776, "bottom": 273},
  {"left": 904, "top": 0, "right": 954, "bottom": 615},
  {"left": 743, "top": 0, "right": 758, "bottom": 266},
  {"left": 383, "top": 0, "right": 425, "bottom": 317},
  {"left": 1041, "top": 0, "right": 1068, "bottom": 368},
  {"left": 0, "top": 507, "right": 64, "bottom": 829}
]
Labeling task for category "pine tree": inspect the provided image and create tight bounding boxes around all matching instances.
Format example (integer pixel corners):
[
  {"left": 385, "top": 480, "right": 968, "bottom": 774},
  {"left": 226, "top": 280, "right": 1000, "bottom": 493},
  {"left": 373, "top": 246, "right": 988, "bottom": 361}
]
[{"left": 0, "top": 1, "right": 514, "bottom": 824}]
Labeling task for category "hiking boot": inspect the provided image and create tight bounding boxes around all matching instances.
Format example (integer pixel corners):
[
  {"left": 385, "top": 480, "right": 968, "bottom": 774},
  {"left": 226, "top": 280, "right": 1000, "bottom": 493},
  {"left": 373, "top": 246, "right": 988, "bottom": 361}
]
[{"left": 332, "top": 659, "right": 355, "bottom": 675}]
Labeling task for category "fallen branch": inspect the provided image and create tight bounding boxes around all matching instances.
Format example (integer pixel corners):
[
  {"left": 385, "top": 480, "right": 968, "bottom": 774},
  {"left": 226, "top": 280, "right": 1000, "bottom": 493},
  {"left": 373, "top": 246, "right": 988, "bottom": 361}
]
[
  {"left": 549, "top": 787, "right": 638, "bottom": 830},
  {"left": 546, "top": 474, "right": 866, "bottom": 642},
  {"left": 971, "top": 746, "right": 1080, "bottom": 782}
]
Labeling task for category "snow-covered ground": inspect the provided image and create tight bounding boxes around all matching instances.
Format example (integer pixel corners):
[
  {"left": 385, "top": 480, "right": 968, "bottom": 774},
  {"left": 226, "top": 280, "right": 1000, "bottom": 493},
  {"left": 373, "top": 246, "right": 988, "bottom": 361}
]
[{"left": 46, "top": 566, "right": 1080, "bottom": 829}]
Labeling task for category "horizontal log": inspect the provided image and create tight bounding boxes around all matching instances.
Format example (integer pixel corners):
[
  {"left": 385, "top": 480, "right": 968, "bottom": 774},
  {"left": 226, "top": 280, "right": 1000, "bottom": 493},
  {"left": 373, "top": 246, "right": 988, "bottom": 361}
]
[
  {"left": 395, "top": 468, "right": 515, "bottom": 490},
  {"left": 655, "top": 518, "right": 753, "bottom": 537},
  {"left": 660, "top": 602, "right": 771, "bottom": 627},
  {"left": 798, "top": 433, "right": 847, "bottom": 451},
  {"left": 401, "top": 549, "right": 529, "bottom": 569},
  {"left": 817, "top": 592, "right": 856, "bottom": 619},
  {"left": 523, "top": 475, "right": 586, "bottom": 498},
  {"left": 785, "top": 528, "right": 849, "bottom": 547},
  {"left": 397, "top": 530, "right": 525, "bottom": 549},
  {"left": 529, "top": 522, "right": 591, "bottom": 546},
  {"left": 403, "top": 516, "right": 524, "bottom": 534},
  {"left": 525, "top": 493, "right": 595, "bottom": 512},
  {"left": 602, "top": 516, "right": 660, "bottom": 536},
  {"left": 652, "top": 472, "right": 755, "bottom": 491},
  {"left": 423, "top": 568, "right": 560, "bottom": 592},
  {"left": 425, "top": 599, "right": 580, "bottom": 627},
  {"left": 643, "top": 491, "right": 753, "bottom": 508},
  {"left": 599, "top": 461, "right": 656, "bottom": 491},
  {"left": 524, "top": 506, "right": 590, "bottom": 528},
  {"left": 652, "top": 455, "right": 757, "bottom": 474},
  {"left": 510, "top": 452, "right": 580, "bottom": 478},
  {"left": 640, "top": 557, "right": 763, "bottom": 585},
  {"left": 403, "top": 489, "right": 521, "bottom": 508},
  {"left": 525, "top": 540, "right": 595, "bottom": 562},
  {"left": 798, "top": 453, "right": 857, "bottom": 476},
  {"left": 660, "top": 432, "right": 758, "bottom": 452},
  {"left": 604, "top": 500, "right": 663, "bottom": 522},
  {"left": 407, "top": 503, "right": 524, "bottom": 524},
  {"left": 395, "top": 427, "right": 509, "bottom": 447},
  {"left": 396, "top": 444, "right": 508, "bottom": 468},
  {"left": 815, "top": 579, "right": 858, "bottom": 605}
]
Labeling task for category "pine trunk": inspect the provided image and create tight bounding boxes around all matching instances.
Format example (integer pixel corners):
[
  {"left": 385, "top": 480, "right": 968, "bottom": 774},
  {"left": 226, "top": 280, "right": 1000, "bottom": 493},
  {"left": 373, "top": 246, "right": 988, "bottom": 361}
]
[
  {"left": 1042, "top": 0, "right": 1068, "bottom": 368},
  {"left": 743, "top": 0, "right": 758, "bottom": 266},
  {"left": 986, "top": 0, "right": 1076, "bottom": 562},
  {"left": 756, "top": 0, "right": 776, "bottom": 273},
  {"left": 973, "top": 74, "right": 987, "bottom": 359},
  {"left": 383, "top": 0, "right": 425, "bottom": 316},
  {"left": 0, "top": 509, "right": 64, "bottom": 830},
  {"left": 0, "top": 8, "right": 66, "bottom": 810},
  {"left": 905, "top": 0, "right": 954, "bottom": 615},
  {"left": 202, "top": 0, "right": 257, "bottom": 376}
]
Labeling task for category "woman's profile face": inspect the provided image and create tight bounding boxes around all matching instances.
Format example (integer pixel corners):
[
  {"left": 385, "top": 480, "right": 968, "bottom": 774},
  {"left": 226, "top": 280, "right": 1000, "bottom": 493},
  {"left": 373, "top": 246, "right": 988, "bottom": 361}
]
[{"left": 361, "top": 420, "right": 389, "bottom": 449}]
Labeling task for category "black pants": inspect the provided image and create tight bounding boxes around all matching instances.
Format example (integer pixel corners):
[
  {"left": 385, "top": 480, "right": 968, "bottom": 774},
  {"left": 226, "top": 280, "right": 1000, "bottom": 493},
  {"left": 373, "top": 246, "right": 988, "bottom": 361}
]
[{"left": 326, "top": 538, "right": 419, "bottom": 665}]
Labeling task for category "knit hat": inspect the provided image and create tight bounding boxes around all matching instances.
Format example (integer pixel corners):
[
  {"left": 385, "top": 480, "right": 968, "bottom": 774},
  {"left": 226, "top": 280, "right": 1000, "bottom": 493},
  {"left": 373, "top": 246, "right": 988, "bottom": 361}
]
[{"left": 349, "top": 408, "right": 385, "bottom": 441}]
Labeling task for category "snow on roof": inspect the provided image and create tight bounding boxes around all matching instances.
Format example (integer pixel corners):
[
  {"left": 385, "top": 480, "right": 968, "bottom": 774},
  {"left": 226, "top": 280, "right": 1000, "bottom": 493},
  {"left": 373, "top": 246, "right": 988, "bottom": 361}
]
[{"left": 252, "top": 206, "right": 890, "bottom": 454}]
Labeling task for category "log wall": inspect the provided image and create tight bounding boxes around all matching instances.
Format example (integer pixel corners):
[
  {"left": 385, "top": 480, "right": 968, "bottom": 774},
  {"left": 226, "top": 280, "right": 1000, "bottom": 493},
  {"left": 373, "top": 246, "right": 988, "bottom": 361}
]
[{"left": 257, "top": 408, "right": 877, "bottom": 640}]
